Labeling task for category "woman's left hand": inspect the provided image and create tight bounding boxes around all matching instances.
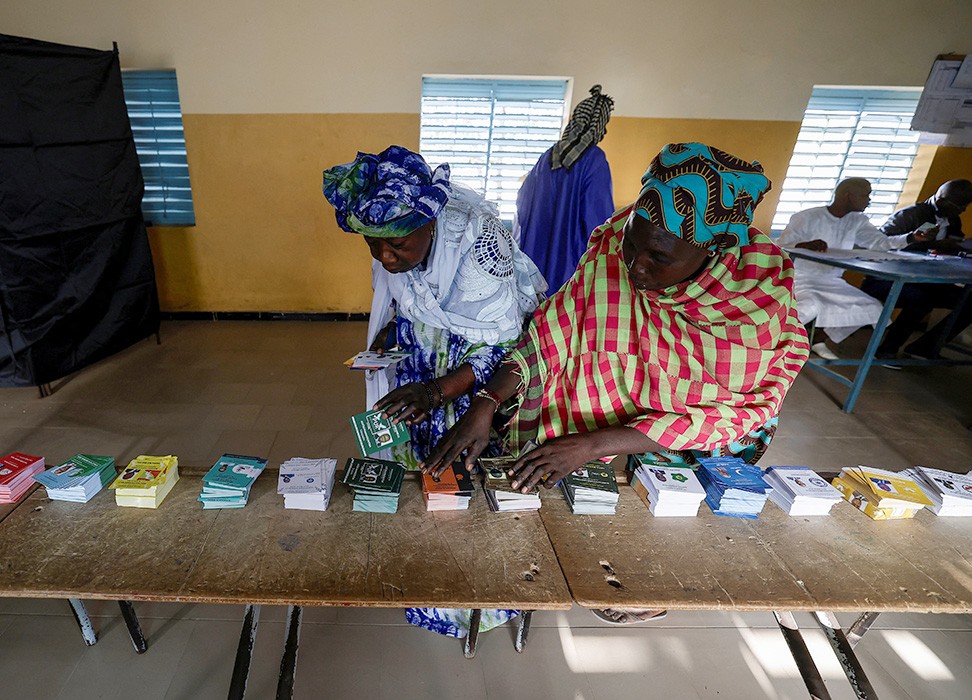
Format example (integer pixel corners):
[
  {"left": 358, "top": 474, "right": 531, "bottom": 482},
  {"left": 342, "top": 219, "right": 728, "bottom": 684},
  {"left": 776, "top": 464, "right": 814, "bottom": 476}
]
[
  {"left": 375, "top": 383, "right": 431, "bottom": 425},
  {"left": 509, "top": 433, "right": 601, "bottom": 493}
]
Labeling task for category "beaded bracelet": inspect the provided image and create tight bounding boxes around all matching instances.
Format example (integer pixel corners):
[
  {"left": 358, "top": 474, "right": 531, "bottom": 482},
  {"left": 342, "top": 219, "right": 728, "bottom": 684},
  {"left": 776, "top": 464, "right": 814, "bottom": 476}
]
[
  {"left": 422, "top": 382, "right": 436, "bottom": 412},
  {"left": 430, "top": 378, "right": 445, "bottom": 407}
]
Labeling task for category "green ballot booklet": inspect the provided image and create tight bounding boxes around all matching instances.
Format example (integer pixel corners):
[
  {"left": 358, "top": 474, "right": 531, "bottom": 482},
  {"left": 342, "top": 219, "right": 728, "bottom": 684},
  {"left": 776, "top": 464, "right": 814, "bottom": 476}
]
[
  {"left": 350, "top": 410, "right": 410, "bottom": 456},
  {"left": 343, "top": 457, "right": 406, "bottom": 513}
]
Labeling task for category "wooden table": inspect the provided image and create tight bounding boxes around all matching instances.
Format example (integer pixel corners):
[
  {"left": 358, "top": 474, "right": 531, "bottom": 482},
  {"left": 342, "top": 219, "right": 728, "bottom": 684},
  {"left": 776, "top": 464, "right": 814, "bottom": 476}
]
[
  {"left": 0, "top": 472, "right": 569, "bottom": 609},
  {"left": 541, "top": 486, "right": 972, "bottom": 699},
  {"left": 0, "top": 471, "right": 571, "bottom": 697}
]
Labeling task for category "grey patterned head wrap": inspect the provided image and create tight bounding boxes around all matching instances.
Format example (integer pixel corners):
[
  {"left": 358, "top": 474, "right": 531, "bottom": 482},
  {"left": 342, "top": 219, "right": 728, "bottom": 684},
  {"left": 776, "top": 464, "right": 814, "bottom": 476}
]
[{"left": 550, "top": 85, "right": 614, "bottom": 171}]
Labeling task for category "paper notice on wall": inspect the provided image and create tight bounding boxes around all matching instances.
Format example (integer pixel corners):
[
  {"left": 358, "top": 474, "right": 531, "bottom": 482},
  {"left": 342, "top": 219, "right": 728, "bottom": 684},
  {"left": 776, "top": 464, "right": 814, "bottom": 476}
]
[
  {"left": 912, "top": 57, "right": 972, "bottom": 145},
  {"left": 953, "top": 56, "right": 972, "bottom": 90},
  {"left": 912, "top": 59, "right": 963, "bottom": 133}
]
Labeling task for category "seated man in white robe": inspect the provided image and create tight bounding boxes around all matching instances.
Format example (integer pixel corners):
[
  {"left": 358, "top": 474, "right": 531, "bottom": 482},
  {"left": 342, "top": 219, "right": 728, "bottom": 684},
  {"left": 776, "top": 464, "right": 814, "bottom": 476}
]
[{"left": 779, "top": 178, "right": 932, "bottom": 359}]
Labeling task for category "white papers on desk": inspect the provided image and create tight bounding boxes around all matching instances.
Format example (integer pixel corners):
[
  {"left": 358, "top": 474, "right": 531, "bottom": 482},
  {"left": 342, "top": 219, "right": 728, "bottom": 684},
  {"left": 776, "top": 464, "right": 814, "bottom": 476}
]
[{"left": 785, "top": 248, "right": 933, "bottom": 263}]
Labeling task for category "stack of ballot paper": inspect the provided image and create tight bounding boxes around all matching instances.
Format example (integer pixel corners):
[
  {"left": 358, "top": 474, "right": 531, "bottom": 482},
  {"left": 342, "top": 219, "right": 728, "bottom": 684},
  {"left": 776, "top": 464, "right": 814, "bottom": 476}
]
[
  {"left": 479, "top": 457, "right": 541, "bottom": 512},
  {"left": 0, "top": 452, "right": 45, "bottom": 504},
  {"left": 110, "top": 455, "right": 180, "bottom": 509},
  {"left": 343, "top": 457, "right": 406, "bottom": 513},
  {"left": 697, "top": 457, "right": 771, "bottom": 519},
  {"left": 345, "top": 351, "right": 410, "bottom": 370},
  {"left": 628, "top": 452, "right": 695, "bottom": 471},
  {"left": 34, "top": 454, "right": 115, "bottom": 503},
  {"left": 902, "top": 466, "right": 972, "bottom": 517},
  {"left": 350, "top": 409, "right": 410, "bottom": 456},
  {"left": 763, "top": 466, "right": 843, "bottom": 516},
  {"left": 832, "top": 465, "right": 933, "bottom": 520},
  {"left": 422, "top": 462, "right": 475, "bottom": 511},
  {"left": 632, "top": 464, "right": 706, "bottom": 517},
  {"left": 199, "top": 453, "right": 268, "bottom": 509},
  {"left": 561, "top": 462, "right": 620, "bottom": 514},
  {"left": 277, "top": 457, "right": 337, "bottom": 511}
]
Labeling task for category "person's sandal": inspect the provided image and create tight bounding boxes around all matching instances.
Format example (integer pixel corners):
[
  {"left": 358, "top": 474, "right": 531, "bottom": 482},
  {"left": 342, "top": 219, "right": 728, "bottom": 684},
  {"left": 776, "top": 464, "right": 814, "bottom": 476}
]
[{"left": 591, "top": 608, "right": 668, "bottom": 624}]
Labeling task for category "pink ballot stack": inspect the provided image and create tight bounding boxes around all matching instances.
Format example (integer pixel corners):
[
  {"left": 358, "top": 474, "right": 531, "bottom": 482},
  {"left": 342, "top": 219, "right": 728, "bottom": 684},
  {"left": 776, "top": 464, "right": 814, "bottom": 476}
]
[{"left": 0, "top": 452, "right": 45, "bottom": 503}]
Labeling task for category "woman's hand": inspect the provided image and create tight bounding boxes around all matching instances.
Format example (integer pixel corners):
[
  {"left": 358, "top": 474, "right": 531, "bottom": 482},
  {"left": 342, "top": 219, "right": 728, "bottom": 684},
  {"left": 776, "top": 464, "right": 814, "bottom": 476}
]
[
  {"left": 421, "top": 397, "right": 496, "bottom": 476},
  {"left": 368, "top": 321, "right": 397, "bottom": 355},
  {"left": 508, "top": 433, "right": 602, "bottom": 493},
  {"left": 375, "top": 383, "right": 430, "bottom": 426}
]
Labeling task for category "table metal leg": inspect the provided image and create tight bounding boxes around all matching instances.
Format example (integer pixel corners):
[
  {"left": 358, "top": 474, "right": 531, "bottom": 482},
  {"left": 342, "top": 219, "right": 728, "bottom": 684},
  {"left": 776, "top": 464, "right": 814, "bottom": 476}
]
[
  {"left": 930, "top": 285, "right": 971, "bottom": 357},
  {"left": 843, "top": 279, "right": 904, "bottom": 413},
  {"left": 276, "top": 605, "right": 302, "bottom": 700},
  {"left": 118, "top": 600, "right": 148, "bottom": 654},
  {"left": 514, "top": 611, "right": 533, "bottom": 653},
  {"left": 774, "top": 612, "right": 832, "bottom": 700},
  {"left": 846, "top": 612, "right": 880, "bottom": 649},
  {"left": 813, "top": 612, "right": 878, "bottom": 699},
  {"left": 463, "top": 609, "right": 482, "bottom": 659},
  {"left": 68, "top": 599, "right": 97, "bottom": 647},
  {"left": 228, "top": 604, "right": 261, "bottom": 700}
]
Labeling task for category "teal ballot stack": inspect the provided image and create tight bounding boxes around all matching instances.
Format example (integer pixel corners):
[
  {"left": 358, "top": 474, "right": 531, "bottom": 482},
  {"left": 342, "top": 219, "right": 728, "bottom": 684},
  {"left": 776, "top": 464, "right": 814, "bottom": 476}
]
[
  {"left": 199, "top": 454, "right": 268, "bottom": 509},
  {"left": 34, "top": 454, "right": 115, "bottom": 503}
]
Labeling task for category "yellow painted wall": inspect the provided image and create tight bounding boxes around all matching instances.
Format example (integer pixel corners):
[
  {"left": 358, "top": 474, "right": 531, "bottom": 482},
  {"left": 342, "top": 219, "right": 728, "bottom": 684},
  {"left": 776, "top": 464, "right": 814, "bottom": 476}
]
[
  {"left": 916, "top": 146, "right": 972, "bottom": 232},
  {"left": 148, "top": 114, "right": 418, "bottom": 313},
  {"left": 147, "top": 113, "right": 802, "bottom": 312},
  {"left": 601, "top": 118, "right": 802, "bottom": 235}
]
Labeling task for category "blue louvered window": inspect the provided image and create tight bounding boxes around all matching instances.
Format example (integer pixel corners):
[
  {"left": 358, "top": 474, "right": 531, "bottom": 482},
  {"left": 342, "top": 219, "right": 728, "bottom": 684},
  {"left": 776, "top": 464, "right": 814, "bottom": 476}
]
[
  {"left": 420, "top": 76, "right": 569, "bottom": 221},
  {"left": 772, "top": 86, "right": 922, "bottom": 233},
  {"left": 121, "top": 69, "right": 195, "bottom": 226}
]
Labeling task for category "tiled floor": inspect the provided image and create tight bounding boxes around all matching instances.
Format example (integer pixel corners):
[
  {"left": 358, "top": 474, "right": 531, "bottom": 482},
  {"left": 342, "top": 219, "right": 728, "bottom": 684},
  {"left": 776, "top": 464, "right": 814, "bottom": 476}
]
[{"left": 1, "top": 320, "right": 971, "bottom": 699}]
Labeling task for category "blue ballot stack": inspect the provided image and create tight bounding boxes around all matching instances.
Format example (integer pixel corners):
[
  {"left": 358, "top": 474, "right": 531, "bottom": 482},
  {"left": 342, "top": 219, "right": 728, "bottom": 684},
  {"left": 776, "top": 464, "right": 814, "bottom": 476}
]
[{"left": 696, "top": 456, "right": 771, "bottom": 519}]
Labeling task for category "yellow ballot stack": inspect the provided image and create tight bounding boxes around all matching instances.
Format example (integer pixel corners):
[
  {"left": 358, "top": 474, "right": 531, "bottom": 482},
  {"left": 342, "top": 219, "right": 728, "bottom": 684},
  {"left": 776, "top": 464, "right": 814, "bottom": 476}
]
[
  {"left": 832, "top": 465, "right": 933, "bottom": 520},
  {"left": 109, "top": 455, "right": 180, "bottom": 509}
]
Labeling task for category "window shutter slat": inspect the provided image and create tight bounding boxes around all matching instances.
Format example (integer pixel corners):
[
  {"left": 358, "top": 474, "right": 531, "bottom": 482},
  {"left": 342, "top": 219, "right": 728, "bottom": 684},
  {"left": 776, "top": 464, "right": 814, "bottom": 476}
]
[
  {"left": 121, "top": 69, "right": 196, "bottom": 227},
  {"left": 772, "top": 87, "right": 921, "bottom": 233},
  {"left": 420, "top": 76, "right": 568, "bottom": 221}
]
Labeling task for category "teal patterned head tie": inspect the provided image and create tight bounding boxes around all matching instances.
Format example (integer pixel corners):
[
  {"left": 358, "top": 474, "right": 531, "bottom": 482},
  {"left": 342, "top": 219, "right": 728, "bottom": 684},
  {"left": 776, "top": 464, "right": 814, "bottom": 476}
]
[
  {"left": 322, "top": 145, "right": 451, "bottom": 238},
  {"left": 634, "top": 143, "right": 771, "bottom": 251}
]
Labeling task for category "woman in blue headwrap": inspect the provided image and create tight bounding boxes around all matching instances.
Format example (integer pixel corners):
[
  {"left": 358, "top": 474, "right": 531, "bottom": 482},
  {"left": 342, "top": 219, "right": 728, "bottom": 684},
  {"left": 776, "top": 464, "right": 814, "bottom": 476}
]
[{"left": 323, "top": 145, "right": 546, "bottom": 638}]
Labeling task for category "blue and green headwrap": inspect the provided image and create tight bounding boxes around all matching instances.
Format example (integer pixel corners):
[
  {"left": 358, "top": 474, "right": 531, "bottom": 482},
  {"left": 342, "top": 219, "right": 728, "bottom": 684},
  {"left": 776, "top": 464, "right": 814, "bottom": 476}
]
[
  {"left": 322, "top": 145, "right": 451, "bottom": 238},
  {"left": 634, "top": 143, "right": 771, "bottom": 251}
]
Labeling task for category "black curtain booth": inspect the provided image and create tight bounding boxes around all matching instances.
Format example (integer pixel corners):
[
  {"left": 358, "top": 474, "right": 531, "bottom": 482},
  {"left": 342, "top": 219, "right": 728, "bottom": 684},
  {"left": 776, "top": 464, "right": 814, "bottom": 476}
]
[{"left": 0, "top": 34, "right": 160, "bottom": 388}]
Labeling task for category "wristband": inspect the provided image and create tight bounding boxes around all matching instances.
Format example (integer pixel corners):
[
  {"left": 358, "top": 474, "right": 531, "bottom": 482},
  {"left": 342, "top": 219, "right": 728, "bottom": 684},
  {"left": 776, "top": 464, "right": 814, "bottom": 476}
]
[{"left": 474, "top": 387, "right": 502, "bottom": 411}]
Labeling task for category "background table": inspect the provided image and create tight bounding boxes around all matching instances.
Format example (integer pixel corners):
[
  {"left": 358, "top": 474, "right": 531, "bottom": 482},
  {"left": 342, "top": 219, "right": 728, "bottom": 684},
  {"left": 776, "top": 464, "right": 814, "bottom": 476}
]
[{"left": 785, "top": 248, "right": 972, "bottom": 412}]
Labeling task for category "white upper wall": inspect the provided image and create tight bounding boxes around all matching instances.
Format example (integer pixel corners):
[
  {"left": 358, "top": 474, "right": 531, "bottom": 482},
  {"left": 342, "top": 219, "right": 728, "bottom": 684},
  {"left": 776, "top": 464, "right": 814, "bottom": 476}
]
[{"left": 2, "top": 0, "right": 969, "bottom": 120}]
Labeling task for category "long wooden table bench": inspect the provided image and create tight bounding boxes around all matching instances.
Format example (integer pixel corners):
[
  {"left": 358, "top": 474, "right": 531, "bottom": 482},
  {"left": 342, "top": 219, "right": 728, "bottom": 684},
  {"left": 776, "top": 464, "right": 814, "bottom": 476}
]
[
  {"left": 540, "top": 484, "right": 972, "bottom": 699},
  {"left": 0, "top": 471, "right": 572, "bottom": 698}
]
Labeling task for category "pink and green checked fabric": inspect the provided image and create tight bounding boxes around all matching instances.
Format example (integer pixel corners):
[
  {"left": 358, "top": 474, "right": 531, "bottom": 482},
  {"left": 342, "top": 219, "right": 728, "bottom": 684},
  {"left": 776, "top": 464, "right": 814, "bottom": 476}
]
[{"left": 506, "top": 205, "right": 809, "bottom": 453}]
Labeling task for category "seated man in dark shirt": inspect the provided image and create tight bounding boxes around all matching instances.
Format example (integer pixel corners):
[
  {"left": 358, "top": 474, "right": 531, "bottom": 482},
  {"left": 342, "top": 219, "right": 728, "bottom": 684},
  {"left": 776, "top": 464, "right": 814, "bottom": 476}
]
[{"left": 861, "top": 179, "right": 972, "bottom": 360}]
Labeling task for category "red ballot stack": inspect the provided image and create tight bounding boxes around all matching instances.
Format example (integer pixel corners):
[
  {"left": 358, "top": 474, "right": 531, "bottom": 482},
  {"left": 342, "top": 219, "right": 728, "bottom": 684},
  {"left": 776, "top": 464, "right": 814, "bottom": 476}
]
[{"left": 0, "top": 452, "right": 45, "bottom": 504}]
